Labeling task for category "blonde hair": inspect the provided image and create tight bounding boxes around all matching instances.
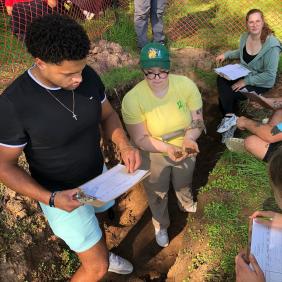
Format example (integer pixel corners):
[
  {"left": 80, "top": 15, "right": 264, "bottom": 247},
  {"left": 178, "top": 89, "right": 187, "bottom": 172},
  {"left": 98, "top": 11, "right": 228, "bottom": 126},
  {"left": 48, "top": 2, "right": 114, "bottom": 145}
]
[{"left": 246, "top": 9, "right": 274, "bottom": 43}]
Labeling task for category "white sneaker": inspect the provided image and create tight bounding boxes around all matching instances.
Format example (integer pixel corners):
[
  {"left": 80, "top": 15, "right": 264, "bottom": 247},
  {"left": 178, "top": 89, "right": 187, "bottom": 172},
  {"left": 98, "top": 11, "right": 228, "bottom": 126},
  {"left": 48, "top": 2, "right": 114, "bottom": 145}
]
[
  {"left": 178, "top": 201, "right": 197, "bottom": 213},
  {"left": 155, "top": 228, "right": 169, "bottom": 247},
  {"left": 108, "top": 252, "right": 133, "bottom": 274},
  {"left": 217, "top": 114, "right": 237, "bottom": 133},
  {"left": 221, "top": 125, "right": 236, "bottom": 143}
]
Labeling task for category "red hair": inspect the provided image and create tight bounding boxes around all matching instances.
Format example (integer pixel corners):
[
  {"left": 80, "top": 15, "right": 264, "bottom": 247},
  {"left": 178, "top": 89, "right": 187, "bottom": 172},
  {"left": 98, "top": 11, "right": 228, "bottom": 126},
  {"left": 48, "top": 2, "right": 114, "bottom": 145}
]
[{"left": 246, "top": 9, "right": 274, "bottom": 43}]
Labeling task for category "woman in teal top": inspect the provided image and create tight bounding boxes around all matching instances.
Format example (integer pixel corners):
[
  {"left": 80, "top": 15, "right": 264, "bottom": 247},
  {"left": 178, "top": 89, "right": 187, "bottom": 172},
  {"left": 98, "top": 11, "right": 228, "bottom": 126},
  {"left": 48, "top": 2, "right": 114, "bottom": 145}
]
[{"left": 216, "top": 9, "right": 281, "bottom": 117}]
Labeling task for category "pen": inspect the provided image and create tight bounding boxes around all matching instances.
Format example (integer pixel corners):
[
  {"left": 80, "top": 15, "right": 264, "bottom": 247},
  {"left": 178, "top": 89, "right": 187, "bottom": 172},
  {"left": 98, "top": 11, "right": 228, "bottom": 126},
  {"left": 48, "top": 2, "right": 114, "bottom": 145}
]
[{"left": 255, "top": 216, "right": 273, "bottom": 221}]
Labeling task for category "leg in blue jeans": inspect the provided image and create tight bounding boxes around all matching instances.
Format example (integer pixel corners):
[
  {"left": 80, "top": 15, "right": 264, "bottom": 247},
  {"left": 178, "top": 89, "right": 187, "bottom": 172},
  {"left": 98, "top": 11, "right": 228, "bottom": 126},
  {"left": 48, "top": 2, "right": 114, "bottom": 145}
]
[
  {"left": 134, "top": 0, "right": 151, "bottom": 48},
  {"left": 151, "top": 0, "right": 167, "bottom": 44}
]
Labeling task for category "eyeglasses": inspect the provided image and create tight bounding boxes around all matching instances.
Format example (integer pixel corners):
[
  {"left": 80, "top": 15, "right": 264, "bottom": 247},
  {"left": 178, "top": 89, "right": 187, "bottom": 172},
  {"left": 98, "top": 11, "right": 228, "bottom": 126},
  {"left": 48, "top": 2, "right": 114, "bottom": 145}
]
[{"left": 143, "top": 70, "right": 169, "bottom": 80}]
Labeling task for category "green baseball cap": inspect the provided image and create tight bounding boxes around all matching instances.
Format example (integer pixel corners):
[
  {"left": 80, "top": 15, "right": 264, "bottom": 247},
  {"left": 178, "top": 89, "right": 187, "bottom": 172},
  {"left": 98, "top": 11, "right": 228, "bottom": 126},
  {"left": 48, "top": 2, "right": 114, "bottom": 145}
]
[{"left": 140, "top": 43, "right": 170, "bottom": 70}]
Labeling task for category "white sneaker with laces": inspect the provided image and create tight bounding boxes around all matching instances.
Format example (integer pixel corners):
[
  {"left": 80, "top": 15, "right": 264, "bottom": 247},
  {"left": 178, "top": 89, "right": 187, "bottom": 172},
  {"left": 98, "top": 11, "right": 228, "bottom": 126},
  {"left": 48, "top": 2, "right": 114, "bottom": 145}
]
[
  {"left": 217, "top": 114, "right": 237, "bottom": 133},
  {"left": 155, "top": 228, "right": 169, "bottom": 247},
  {"left": 108, "top": 252, "right": 133, "bottom": 274}
]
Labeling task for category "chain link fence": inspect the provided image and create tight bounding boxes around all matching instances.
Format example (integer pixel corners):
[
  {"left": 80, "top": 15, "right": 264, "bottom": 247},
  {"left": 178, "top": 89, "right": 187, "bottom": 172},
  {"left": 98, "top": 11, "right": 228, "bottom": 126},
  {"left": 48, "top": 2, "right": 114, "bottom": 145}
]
[
  {"left": 1, "top": 0, "right": 281, "bottom": 88},
  {"left": 164, "top": 0, "right": 281, "bottom": 49}
]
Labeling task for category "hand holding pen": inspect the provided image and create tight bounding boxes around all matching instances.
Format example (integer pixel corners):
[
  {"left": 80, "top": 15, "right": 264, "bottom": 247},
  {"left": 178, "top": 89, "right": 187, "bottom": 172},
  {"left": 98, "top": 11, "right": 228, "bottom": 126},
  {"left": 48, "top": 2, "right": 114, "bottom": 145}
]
[{"left": 250, "top": 210, "right": 282, "bottom": 229}]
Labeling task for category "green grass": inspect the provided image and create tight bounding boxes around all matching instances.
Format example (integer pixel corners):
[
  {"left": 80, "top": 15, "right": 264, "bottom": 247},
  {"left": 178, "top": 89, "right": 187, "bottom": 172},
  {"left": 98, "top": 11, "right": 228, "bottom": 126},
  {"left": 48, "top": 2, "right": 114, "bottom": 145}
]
[
  {"left": 193, "top": 68, "right": 217, "bottom": 88},
  {"left": 82, "top": 8, "right": 116, "bottom": 41},
  {"left": 184, "top": 150, "right": 272, "bottom": 280},
  {"left": 166, "top": 0, "right": 282, "bottom": 49},
  {"left": 102, "top": 9, "right": 137, "bottom": 53},
  {"left": 278, "top": 54, "right": 282, "bottom": 73},
  {"left": 100, "top": 66, "right": 142, "bottom": 91}
]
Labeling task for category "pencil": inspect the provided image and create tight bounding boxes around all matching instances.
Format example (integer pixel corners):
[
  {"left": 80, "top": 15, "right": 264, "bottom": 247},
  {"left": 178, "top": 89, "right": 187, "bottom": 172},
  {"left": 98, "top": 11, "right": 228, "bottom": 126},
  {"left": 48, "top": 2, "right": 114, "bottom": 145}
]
[{"left": 256, "top": 216, "right": 273, "bottom": 221}]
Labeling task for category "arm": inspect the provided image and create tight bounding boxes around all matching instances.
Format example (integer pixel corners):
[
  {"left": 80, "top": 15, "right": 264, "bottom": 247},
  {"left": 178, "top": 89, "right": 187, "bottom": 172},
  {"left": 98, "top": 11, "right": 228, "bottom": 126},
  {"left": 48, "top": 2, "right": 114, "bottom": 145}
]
[
  {"left": 47, "top": 0, "right": 57, "bottom": 8},
  {"left": 235, "top": 252, "right": 265, "bottom": 282},
  {"left": 125, "top": 122, "right": 187, "bottom": 162},
  {"left": 5, "top": 0, "right": 13, "bottom": 15},
  {"left": 237, "top": 116, "right": 282, "bottom": 143},
  {"left": 215, "top": 49, "right": 240, "bottom": 64},
  {"left": 6, "top": 5, "right": 13, "bottom": 15},
  {"left": 259, "top": 96, "right": 282, "bottom": 110},
  {"left": 182, "top": 108, "right": 204, "bottom": 157},
  {"left": 101, "top": 99, "right": 141, "bottom": 172},
  {"left": 0, "top": 146, "right": 81, "bottom": 212}
]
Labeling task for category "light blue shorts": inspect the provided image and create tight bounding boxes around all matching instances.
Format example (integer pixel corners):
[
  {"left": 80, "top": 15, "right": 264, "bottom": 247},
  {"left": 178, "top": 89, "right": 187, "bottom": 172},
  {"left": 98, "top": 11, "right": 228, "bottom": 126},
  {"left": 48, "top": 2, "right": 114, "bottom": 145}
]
[
  {"left": 40, "top": 165, "right": 115, "bottom": 253},
  {"left": 40, "top": 199, "right": 114, "bottom": 253}
]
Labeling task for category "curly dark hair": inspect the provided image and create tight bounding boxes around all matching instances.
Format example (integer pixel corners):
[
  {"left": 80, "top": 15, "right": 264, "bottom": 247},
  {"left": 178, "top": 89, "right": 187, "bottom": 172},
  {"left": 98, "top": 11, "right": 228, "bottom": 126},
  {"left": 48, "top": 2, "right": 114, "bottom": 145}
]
[{"left": 25, "top": 14, "right": 90, "bottom": 63}]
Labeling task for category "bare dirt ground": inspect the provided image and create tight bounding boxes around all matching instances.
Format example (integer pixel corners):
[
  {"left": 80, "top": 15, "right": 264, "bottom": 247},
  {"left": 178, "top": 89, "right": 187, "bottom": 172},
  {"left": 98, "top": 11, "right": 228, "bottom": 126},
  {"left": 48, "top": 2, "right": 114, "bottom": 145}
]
[{"left": 1, "top": 45, "right": 281, "bottom": 282}]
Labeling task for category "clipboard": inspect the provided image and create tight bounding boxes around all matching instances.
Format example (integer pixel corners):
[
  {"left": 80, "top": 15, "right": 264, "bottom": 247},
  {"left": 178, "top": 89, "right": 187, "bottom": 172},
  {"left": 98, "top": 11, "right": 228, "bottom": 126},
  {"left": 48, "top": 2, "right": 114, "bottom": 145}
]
[
  {"left": 246, "top": 217, "right": 282, "bottom": 282},
  {"left": 214, "top": 64, "right": 251, "bottom": 81},
  {"left": 246, "top": 217, "right": 253, "bottom": 264},
  {"left": 75, "top": 164, "right": 150, "bottom": 207}
]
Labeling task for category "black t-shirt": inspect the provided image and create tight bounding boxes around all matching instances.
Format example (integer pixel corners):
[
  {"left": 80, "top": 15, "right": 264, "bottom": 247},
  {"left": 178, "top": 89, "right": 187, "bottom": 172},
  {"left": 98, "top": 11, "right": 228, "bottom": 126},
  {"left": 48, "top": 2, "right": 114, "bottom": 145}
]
[
  {"left": 0, "top": 65, "right": 105, "bottom": 192},
  {"left": 243, "top": 45, "right": 257, "bottom": 64}
]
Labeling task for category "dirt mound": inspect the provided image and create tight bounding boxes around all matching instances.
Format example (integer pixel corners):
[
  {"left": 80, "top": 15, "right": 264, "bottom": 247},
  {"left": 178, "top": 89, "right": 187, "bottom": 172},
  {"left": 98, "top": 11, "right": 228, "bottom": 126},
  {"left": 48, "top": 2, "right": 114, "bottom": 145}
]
[{"left": 87, "top": 40, "right": 138, "bottom": 74}]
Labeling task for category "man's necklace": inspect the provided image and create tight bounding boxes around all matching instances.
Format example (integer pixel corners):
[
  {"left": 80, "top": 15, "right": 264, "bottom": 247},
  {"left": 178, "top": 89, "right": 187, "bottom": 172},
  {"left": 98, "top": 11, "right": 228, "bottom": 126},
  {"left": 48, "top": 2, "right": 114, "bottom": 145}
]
[{"left": 45, "top": 89, "right": 78, "bottom": 120}]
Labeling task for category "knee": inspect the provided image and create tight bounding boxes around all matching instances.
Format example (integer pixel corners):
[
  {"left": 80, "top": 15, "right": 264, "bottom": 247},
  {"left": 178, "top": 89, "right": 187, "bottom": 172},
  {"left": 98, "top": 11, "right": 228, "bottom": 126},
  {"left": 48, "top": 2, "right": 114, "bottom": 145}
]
[
  {"left": 244, "top": 135, "right": 257, "bottom": 152},
  {"left": 134, "top": 5, "right": 150, "bottom": 18},
  {"left": 84, "top": 259, "right": 109, "bottom": 281},
  {"left": 135, "top": 12, "right": 149, "bottom": 21}
]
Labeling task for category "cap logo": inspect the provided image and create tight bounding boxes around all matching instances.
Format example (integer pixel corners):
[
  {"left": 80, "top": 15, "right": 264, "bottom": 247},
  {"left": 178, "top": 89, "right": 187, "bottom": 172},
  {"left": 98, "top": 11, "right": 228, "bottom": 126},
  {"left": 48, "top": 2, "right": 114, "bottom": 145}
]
[{"left": 148, "top": 48, "right": 161, "bottom": 59}]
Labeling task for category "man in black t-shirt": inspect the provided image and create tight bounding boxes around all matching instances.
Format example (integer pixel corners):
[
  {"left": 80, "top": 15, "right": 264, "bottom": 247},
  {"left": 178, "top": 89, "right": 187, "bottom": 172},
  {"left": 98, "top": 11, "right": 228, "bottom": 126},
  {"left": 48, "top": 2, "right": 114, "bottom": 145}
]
[{"left": 0, "top": 14, "right": 141, "bottom": 281}]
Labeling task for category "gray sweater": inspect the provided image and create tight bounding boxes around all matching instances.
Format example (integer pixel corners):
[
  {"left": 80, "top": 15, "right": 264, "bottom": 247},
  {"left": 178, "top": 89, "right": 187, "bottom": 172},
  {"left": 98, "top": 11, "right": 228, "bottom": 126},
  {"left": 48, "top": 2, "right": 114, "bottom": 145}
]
[{"left": 224, "top": 32, "right": 281, "bottom": 88}]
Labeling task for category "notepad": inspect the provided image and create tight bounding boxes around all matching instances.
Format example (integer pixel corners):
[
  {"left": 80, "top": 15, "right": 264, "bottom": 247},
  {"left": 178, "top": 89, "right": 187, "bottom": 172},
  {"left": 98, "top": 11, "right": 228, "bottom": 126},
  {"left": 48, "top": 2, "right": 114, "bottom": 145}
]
[
  {"left": 249, "top": 219, "right": 282, "bottom": 282},
  {"left": 77, "top": 164, "right": 150, "bottom": 206},
  {"left": 214, "top": 64, "right": 251, "bottom": 80}
]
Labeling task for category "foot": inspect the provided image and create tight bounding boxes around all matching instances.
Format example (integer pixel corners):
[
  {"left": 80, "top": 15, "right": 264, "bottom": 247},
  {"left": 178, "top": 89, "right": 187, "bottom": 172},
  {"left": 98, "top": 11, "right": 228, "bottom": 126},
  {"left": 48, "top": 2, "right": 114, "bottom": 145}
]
[
  {"left": 217, "top": 114, "right": 237, "bottom": 133},
  {"left": 221, "top": 125, "right": 236, "bottom": 143},
  {"left": 179, "top": 201, "right": 197, "bottom": 213},
  {"left": 155, "top": 228, "right": 169, "bottom": 247},
  {"left": 108, "top": 252, "right": 133, "bottom": 274}
]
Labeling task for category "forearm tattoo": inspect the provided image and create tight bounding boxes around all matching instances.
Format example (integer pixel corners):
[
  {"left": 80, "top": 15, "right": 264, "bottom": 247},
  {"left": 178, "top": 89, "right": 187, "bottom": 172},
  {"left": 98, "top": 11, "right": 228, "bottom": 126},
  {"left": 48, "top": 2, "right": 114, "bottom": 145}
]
[
  {"left": 272, "top": 100, "right": 282, "bottom": 110},
  {"left": 189, "top": 119, "right": 206, "bottom": 133}
]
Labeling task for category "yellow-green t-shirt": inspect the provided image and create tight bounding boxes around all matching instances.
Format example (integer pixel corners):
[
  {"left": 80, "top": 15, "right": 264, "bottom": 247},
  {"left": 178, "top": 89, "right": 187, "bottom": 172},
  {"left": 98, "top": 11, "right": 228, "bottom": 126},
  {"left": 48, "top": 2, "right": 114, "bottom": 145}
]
[{"left": 122, "top": 74, "right": 203, "bottom": 147}]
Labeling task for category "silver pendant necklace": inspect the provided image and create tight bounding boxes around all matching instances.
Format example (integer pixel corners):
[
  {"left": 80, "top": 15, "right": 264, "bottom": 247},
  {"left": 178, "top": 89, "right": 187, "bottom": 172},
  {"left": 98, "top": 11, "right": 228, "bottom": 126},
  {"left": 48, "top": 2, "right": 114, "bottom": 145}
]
[{"left": 45, "top": 89, "right": 78, "bottom": 120}]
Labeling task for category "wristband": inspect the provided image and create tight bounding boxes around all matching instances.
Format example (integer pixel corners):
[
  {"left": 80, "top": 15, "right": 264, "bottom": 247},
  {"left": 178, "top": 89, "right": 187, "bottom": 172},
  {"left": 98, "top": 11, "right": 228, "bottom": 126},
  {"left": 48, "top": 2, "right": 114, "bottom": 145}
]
[{"left": 49, "top": 191, "right": 57, "bottom": 207}]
